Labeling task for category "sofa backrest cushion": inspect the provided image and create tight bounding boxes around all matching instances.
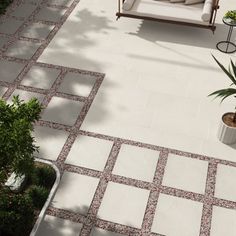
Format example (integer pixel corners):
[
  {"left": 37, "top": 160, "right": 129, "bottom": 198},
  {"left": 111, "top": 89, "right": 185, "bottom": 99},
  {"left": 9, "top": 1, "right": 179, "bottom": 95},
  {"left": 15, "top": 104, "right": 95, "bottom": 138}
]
[
  {"left": 123, "top": 0, "right": 136, "bottom": 10},
  {"left": 201, "top": 0, "right": 213, "bottom": 21},
  {"left": 185, "top": 0, "right": 204, "bottom": 5}
]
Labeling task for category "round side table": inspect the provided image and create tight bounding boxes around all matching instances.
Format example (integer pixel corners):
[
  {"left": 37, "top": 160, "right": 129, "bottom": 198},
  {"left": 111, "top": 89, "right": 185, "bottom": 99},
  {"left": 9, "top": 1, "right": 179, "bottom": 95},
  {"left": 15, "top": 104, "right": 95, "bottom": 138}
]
[{"left": 216, "top": 17, "right": 236, "bottom": 53}]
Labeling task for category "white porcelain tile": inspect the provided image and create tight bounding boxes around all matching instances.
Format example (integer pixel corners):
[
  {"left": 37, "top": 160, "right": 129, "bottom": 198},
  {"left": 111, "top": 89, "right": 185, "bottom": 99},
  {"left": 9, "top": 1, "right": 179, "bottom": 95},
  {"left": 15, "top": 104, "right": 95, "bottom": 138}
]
[
  {"left": 42, "top": 97, "right": 83, "bottom": 126},
  {"left": 9, "top": 89, "right": 44, "bottom": 103},
  {"left": 20, "top": 23, "right": 54, "bottom": 39},
  {"left": 98, "top": 182, "right": 150, "bottom": 228},
  {"left": 0, "top": 19, "right": 23, "bottom": 34},
  {"left": 58, "top": 72, "right": 96, "bottom": 97},
  {"left": 11, "top": 4, "right": 36, "bottom": 18},
  {"left": 47, "top": 0, "right": 74, "bottom": 6},
  {"left": 36, "top": 215, "right": 82, "bottom": 236},
  {"left": 151, "top": 194, "right": 203, "bottom": 236},
  {"left": 91, "top": 228, "right": 125, "bottom": 236},
  {"left": 0, "top": 86, "right": 7, "bottom": 97},
  {"left": 65, "top": 135, "right": 113, "bottom": 171},
  {"left": 112, "top": 144, "right": 159, "bottom": 182},
  {"left": 21, "top": 65, "right": 60, "bottom": 89},
  {"left": 0, "top": 36, "right": 8, "bottom": 49},
  {"left": 0, "top": 60, "right": 25, "bottom": 82},
  {"left": 52, "top": 172, "right": 99, "bottom": 214},
  {"left": 162, "top": 154, "right": 208, "bottom": 194},
  {"left": 33, "top": 126, "right": 69, "bottom": 161},
  {"left": 210, "top": 206, "right": 236, "bottom": 236},
  {"left": 35, "top": 7, "right": 66, "bottom": 22},
  {"left": 5, "top": 40, "right": 40, "bottom": 59},
  {"left": 215, "top": 164, "right": 236, "bottom": 202}
]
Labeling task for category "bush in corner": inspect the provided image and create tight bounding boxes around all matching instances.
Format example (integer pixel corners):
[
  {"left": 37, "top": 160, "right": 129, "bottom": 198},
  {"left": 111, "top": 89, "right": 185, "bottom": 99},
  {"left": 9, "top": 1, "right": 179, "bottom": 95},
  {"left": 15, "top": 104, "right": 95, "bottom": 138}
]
[
  {"left": 27, "top": 185, "right": 49, "bottom": 209},
  {"left": 0, "top": 191, "right": 34, "bottom": 236}
]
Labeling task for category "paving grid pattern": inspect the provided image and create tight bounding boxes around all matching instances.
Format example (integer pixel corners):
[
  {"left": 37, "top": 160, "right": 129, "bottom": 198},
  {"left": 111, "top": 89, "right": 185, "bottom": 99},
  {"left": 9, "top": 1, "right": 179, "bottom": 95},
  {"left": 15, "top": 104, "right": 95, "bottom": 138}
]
[{"left": 1, "top": 0, "right": 236, "bottom": 236}]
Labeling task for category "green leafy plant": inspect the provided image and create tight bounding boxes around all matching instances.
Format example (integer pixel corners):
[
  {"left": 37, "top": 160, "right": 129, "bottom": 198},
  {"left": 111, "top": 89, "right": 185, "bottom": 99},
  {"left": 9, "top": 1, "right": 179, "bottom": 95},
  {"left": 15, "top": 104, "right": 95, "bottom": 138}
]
[
  {"left": 27, "top": 185, "right": 49, "bottom": 209},
  {"left": 0, "top": 96, "right": 42, "bottom": 183},
  {"left": 208, "top": 55, "right": 236, "bottom": 123},
  {"left": 0, "top": 190, "right": 34, "bottom": 236},
  {"left": 0, "top": 0, "right": 13, "bottom": 15},
  {"left": 225, "top": 10, "right": 236, "bottom": 21},
  {"left": 31, "top": 165, "right": 56, "bottom": 188}
]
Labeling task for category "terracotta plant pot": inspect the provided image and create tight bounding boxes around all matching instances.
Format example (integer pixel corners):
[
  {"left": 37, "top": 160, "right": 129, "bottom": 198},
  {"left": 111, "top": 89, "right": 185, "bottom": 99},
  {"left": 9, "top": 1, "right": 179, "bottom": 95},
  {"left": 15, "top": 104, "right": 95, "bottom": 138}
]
[{"left": 218, "top": 112, "right": 236, "bottom": 144}]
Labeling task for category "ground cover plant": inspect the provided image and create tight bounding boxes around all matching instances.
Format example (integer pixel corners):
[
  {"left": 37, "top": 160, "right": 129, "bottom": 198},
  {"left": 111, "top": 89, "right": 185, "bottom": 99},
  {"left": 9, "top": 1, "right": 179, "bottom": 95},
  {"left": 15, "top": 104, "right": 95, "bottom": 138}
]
[{"left": 0, "top": 0, "right": 13, "bottom": 15}]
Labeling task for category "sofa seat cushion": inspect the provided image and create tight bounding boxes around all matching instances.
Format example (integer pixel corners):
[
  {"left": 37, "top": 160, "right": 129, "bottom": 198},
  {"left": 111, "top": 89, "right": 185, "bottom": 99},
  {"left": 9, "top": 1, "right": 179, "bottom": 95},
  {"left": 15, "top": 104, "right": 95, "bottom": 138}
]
[{"left": 122, "top": 0, "right": 209, "bottom": 25}]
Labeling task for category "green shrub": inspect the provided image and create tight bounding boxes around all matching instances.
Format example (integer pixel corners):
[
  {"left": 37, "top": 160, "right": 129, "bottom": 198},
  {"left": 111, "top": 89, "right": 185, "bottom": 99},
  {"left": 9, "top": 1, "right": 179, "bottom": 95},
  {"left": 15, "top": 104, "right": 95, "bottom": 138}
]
[
  {"left": 0, "top": 191, "right": 34, "bottom": 236},
  {"left": 0, "top": 96, "right": 42, "bottom": 183},
  {"left": 31, "top": 165, "right": 56, "bottom": 188},
  {"left": 0, "top": 0, "right": 13, "bottom": 15},
  {"left": 27, "top": 185, "right": 49, "bottom": 209}
]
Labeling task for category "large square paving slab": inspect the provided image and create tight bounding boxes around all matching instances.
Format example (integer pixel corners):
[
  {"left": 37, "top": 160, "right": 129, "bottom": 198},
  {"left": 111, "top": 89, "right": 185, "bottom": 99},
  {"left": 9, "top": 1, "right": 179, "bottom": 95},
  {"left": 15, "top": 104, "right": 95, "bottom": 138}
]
[
  {"left": 215, "top": 164, "right": 236, "bottom": 202},
  {"left": 5, "top": 40, "right": 40, "bottom": 59},
  {"left": 47, "top": 0, "right": 74, "bottom": 7},
  {"left": 20, "top": 23, "right": 54, "bottom": 40},
  {"left": 0, "top": 86, "right": 7, "bottom": 97},
  {"left": 210, "top": 206, "right": 236, "bottom": 236},
  {"left": 65, "top": 135, "right": 113, "bottom": 171},
  {"left": 0, "top": 36, "right": 8, "bottom": 49},
  {"left": 35, "top": 7, "right": 67, "bottom": 22},
  {"left": 91, "top": 228, "right": 125, "bottom": 236},
  {"left": 11, "top": 3, "right": 37, "bottom": 18},
  {"left": 36, "top": 215, "right": 82, "bottom": 236},
  {"left": 42, "top": 96, "right": 83, "bottom": 126},
  {"left": 98, "top": 182, "right": 150, "bottom": 228},
  {"left": 21, "top": 65, "right": 60, "bottom": 89},
  {"left": 162, "top": 154, "right": 209, "bottom": 194},
  {"left": 0, "top": 19, "right": 23, "bottom": 34},
  {"left": 112, "top": 144, "right": 159, "bottom": 182},
  {"left": 52, "top": 172, "right": 99, "bottom": 215},
  {"left": 34, "top": 126, "right": 69, "bottom": 161},
  {"left": 0, "top": 60, "right": 25, "bottom": 83},
  {"left": 9, "top": 89, "right": 45, "bottom": 103},
  {"left": 151, "top": 193, "right": 203, "bottom": 236},
  {"left": 58, "top": 72, "right": 96, "bottom": 97}
]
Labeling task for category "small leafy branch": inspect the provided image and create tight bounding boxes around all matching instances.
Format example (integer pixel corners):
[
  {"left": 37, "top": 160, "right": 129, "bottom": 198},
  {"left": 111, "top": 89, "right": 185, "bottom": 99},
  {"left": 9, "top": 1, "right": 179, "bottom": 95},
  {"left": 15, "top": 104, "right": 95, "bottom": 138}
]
[
  {"left": 0, "top": 96, "right": 42, "bottom": 183},
  {"left": 225, "top": 10, "right": 236, "bottom": 21},
  {"left": 208, "top": 55, "right": 236, "bottom": 123}
]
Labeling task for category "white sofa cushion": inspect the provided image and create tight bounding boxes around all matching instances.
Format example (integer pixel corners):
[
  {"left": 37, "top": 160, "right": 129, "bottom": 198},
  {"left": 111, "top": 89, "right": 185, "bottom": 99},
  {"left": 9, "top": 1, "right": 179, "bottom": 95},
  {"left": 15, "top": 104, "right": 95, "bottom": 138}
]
[
  {"left": 122, "top": 0, "right": 208, "bottom": 25},
  {"left": 185, "top": 0, "right": 204, "bottom": 5},
  {"left": 123, "top": 0, "right": 136, "bottom": 10},
  {"left": 201, "top": 0, "right": 213, "bottom": 22},
  {"left": 170, "top": 0, "right": 185, "bottom": 2}
]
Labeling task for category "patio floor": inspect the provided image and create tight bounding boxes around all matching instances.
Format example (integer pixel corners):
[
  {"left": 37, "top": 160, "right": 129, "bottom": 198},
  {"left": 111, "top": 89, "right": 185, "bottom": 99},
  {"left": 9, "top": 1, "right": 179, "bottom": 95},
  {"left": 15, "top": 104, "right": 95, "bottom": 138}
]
[{"left": 0, "top": 0, "right": 236, "bottom": 235}]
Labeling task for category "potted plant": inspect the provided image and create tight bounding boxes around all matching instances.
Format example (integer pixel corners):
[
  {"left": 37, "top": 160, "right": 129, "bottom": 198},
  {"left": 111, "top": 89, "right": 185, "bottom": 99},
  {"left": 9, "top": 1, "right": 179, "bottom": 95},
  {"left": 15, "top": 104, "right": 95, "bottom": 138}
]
[
  {"left": 209, "top": 55, "right": 236, "bottom": 144},
  {"left": 224, "top": 10, "right": 236, "bottom": 23}
]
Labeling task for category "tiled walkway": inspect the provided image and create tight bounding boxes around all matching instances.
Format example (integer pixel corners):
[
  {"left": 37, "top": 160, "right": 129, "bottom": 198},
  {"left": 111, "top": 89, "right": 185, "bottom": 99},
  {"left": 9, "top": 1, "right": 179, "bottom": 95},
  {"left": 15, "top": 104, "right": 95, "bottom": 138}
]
[{"left": 1, "top": 0, "right": 236, "bottom": 236}]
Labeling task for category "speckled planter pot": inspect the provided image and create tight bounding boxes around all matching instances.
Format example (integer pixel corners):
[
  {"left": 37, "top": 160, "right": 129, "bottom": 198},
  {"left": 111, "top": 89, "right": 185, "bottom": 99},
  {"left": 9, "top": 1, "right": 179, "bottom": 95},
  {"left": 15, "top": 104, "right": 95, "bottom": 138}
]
[
  {"left": 218, "top": 113, "right": 236, "bottom": 144},
  {"left": 30, "top": 158, "right": 60, "bottom": 236}
]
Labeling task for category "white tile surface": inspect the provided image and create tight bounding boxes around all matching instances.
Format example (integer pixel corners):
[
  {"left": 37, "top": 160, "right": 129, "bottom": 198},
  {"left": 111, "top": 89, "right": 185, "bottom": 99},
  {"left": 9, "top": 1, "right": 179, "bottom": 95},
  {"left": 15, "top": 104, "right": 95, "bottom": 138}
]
[
  {"left": 0, "top": 36, "right": 8, "bottom": 49},
  {"left": 162, "top": 154, "right": 208, "bottom": 194},
  {"left": 38, "top": 0, "right": 236, "bottom": 162},
  {"left": 0, "top": 19, "right": 23, "bottom": 34},
  {"left": 41, "top": 96, "right": 83, "bottom": 126},
  {"left": 36, "top": 215, "right": 82, "bottom": 236},
  {"left": 9, "top": 89, "right": 45, "bottom": 103},
  {"left": 91, "top": 228, "right": 125, "bottom": 236},
  {"left": 34, "top": 126, "right": 69, "bottom": 161},
  {"left": 151, "top": 194, "right": 203, "bottom": 236},
  {"left": 215, "top": 164, "right": 236, "bottom": 202},
  {"left": 0, "top": 86, "right": 7, "bottom": 97},
  {"left": 112, "top": 144, "right": 159, "bottom": 182},
  {"left": 0, "top": 60, "right": 25, "bottom": 82},
  {"left": 211, "top": 206, "right": 236, "bottom": 236},
  {"left": 58, "top": 72, "right": 96, "bottom": 97},
  {"left": 98, "top": 182, "right": 150, "bottom": 228},
  {"left": 21, "top": 65, "right": 60, "bottom": 89},
  {"left": 52, "top": 172, "right": 99, "bottom": 214},
  {"left": 65, "top": 135, "right": 113, "bottom": 171},
  {"left": 35, "top": 7, "right": 66, "bottom": 22},
  {"left": 20, "top": 23, "right": 54, "bottom": 39},
  {"left": 11, "top": 4, "right": 36, "bottom": 18},
  {"left": 5, "top": 40, "right": 40, "bottom": 59}
]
